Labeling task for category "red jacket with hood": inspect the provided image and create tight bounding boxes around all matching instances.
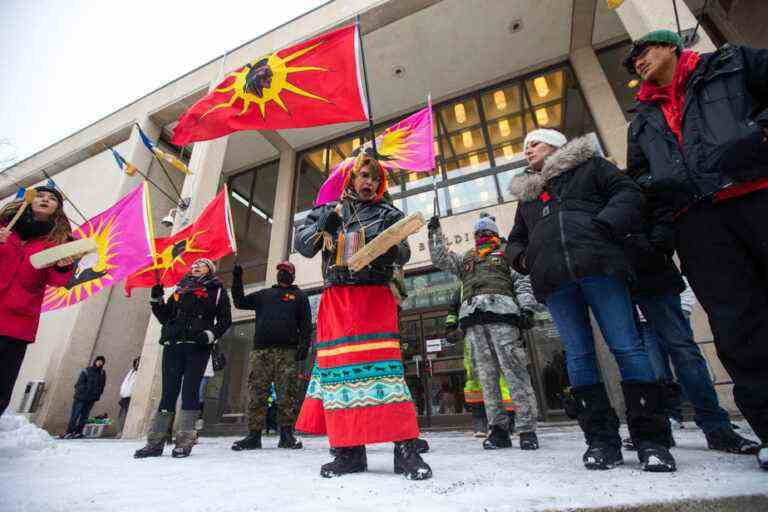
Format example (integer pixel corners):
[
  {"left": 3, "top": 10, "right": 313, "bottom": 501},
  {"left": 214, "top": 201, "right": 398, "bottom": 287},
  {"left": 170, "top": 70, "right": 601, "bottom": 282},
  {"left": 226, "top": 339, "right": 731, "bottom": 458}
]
[{"left": 0, "top": 225, "right": 74, "bottom": 342}]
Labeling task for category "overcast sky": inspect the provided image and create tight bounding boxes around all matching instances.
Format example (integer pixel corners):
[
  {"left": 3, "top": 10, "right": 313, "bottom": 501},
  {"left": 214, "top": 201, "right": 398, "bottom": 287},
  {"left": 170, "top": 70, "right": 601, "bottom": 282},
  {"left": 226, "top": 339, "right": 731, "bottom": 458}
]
[{"left": 0, "top": 0, "right": 327, "bottom": 167}]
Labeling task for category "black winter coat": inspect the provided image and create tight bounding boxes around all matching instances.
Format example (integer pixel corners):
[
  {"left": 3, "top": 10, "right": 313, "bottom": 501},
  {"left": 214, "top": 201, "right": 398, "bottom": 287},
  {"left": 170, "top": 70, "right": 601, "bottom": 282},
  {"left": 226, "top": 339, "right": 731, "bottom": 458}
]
[
  {"left": 151, "top": 283, "right": 232, "bottom": 345},
  {"left": 506, "top": 136, "right": 644, "bottom": 301},
  {"left": 628, "top": 44, "right": 768, "bottom": 217},
  {"left": 232, "top": 280, "right": 311, "bottom": 352},
  {"left": 74, "top": 364, "right": 106, "bottom": 402},
  {"left": 294, "top": 198, "right": 410, "bottom": 287}
]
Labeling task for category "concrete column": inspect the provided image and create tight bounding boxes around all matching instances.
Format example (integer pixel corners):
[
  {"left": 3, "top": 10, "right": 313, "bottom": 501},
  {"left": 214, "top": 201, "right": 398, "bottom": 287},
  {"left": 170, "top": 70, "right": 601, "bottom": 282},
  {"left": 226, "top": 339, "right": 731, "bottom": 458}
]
[
  {"left": 121, "top": 129, "right": 229, "bottom": 439},
  {"left": 615, "top": 0, "right": 715, "bottom": 53},
  {"left": 264, "top": 147, "right": 297, "bottom": 285},
  {"left": 36, "top": 120, "right": 162, "bottom": 433},
  {"left": 570, "top": 46, "right": 630, "bottom": 167}
]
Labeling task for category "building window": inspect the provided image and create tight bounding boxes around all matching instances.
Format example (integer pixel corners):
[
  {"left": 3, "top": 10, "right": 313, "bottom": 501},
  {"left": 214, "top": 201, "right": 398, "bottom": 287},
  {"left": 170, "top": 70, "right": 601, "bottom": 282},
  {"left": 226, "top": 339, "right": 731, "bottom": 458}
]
[
  {"left": 292, "top": 63, "right": 596, "bottom": 246},
  {"left": 596, "top": 41, "right": 638, "bottom": 122},
  {"left": 218, "top": 160, "right": 279, "bottom": 286}
]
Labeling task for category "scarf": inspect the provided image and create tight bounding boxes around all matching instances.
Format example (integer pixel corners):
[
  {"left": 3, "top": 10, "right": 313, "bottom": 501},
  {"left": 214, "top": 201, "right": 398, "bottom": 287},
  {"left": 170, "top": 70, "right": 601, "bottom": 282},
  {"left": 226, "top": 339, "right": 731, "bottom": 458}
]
[
  {"left": 12, "top": 209, "right": 54, "bottom": 241},
  {"left": 637, "top": 50, "right": 701, "bottom": 146},
  {"left": 174, "top": 273, "right": 221, "bottom": 300},
  {"left": 475, "top": 235, "right": 500, "bottom": 260}
]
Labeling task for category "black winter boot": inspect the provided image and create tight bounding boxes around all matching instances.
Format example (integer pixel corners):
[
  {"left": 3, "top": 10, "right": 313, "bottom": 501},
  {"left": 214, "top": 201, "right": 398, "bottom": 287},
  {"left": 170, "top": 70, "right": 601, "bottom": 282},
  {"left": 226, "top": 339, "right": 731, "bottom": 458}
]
[
  {"left": 134, "top": 410, "right": 173, "bottom": 459},
  {"left": 572, "top": 384, "right": 623, "bottom": 470},
  {"left": 705, "top": 426, "right": 760, "bottom": 455},
  {"left": 171, "top": 410, "right": 198, "bottom": 458},
  {"left": 320, "top": 446, "right": 367, "bottom": 478},
  {"left": 483, "top": 425, "right": 512, "bottom": 449},
  {"left": 758, "top": 444, "right": 768, "bottom": 471},
  {"left": 519, "top": 431, "right": 539, "bottom": 450},
  {"left": 394, "top": 440, "right": 433, "bottom": 480},
  {"left": 231, "top": 431, "right": 262, "bottom": 451},
  {"left": 413, "top": 437, "right": 430, "bottom": 454},
  {"left": 622, "top": 381, "right": 676, "bottom": 472},
  {"left": 277, "top": 426, "right": 303, "bottom": 449}
]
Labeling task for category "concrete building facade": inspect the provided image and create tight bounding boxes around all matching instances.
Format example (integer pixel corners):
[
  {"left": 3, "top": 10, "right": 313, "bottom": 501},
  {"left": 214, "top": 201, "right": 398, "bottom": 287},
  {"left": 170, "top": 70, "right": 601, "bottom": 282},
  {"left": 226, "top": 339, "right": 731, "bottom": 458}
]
[{"left": 2, "top": 0, "right": 755, "bottom": 437}]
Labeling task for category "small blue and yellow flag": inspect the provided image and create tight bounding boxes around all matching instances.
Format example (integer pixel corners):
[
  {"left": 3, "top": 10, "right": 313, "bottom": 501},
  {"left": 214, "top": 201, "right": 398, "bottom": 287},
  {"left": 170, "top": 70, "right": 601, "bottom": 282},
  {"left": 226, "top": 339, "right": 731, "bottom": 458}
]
[
  {"left": 137, "top": 126, "right": 192, "bottom": 175},
  {"left": 109, "top": 147, "right": 137, "bottom": 176}
]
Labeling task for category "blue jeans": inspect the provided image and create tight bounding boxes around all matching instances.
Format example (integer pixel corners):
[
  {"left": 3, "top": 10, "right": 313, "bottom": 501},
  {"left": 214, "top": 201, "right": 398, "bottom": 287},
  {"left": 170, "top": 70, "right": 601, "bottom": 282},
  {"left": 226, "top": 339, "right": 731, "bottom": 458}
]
[
  {"left": 198, "top": 376, "right": 210, "bottom": 409},
  {"left": 67, "top": 400, "right": 95, "bottom": 434},
  {"left": 636, "top": 321, "right": 674, "bottom": 382},
  {"left": 634, "top": 293, "right": 730, "bottom": 434},
  {"left": 545, "top": 276, "right": 656, "bottom": 387}
]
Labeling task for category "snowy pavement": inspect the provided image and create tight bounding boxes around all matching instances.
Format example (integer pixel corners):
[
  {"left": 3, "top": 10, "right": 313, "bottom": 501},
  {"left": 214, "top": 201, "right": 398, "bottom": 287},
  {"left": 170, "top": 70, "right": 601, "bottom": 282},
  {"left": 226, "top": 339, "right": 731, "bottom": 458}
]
[{"left": 0, "top": 415, "right": 765, "bottom": 512}]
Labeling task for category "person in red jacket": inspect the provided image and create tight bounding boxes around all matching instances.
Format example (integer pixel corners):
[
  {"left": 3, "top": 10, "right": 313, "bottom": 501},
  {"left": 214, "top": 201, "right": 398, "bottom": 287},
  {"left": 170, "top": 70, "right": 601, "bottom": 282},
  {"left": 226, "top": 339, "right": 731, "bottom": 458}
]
[{"left": 0, "top": 185, "right": 74, "bottom": 416}]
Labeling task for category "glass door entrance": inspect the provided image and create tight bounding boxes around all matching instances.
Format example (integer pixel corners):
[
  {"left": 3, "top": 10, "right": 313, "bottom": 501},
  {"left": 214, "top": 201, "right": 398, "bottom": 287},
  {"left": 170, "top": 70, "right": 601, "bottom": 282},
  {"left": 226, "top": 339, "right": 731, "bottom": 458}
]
[{"left": 401, "top": 310, "right": 470, "bottom": 428}]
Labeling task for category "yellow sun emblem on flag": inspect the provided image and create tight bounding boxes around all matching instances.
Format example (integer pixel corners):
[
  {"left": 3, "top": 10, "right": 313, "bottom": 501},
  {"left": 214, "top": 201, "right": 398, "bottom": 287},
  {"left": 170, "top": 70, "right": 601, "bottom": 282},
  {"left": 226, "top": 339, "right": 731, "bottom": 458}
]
[
  {"left": 202, "top": 41, "right": 330, "bottom": 119},
  {"left": 134, "top": 229, "right": 208, "bottom": 279},
  {"left": 43, "top": 217, "right": 120, "bottom": 309}
]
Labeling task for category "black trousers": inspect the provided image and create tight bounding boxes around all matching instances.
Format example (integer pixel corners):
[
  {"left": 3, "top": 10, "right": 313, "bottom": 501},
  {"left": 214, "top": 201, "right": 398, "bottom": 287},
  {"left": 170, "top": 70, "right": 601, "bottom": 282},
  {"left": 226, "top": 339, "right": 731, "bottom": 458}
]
[
  {"left": 676, "top": 189, "right": 768, "bottom": 442},
  {"left": 159, "top": 343, "right": 210, "bottom": 411},
  {"left": 67, "top": 400, "right": 96, "bottom": 434},
  {"left": 0, "top": 336, "right": 29, "bottom": 417}
]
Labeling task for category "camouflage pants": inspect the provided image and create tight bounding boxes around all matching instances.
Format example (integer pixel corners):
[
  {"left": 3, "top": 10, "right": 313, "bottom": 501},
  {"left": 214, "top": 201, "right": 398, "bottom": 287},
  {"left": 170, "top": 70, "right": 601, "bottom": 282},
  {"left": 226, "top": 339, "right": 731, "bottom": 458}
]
[
  {"left": 247, "top": 348, "right": 300, "bottom": 432},
  {"left": 464, "top": 323, "right": 538, "bottom": 433}
]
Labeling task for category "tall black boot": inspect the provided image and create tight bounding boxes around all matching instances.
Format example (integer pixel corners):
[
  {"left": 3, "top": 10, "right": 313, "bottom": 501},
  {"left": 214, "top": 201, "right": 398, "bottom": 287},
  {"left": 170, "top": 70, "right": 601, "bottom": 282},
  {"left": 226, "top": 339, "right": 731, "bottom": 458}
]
[
  {"left": 231, "top": 431, "right": 262, "bottom": 451},
  {"left": 622, "top": 381, "right": 676, "bottom": 472},
  {"left": 320, "top": 446, "right": 367, "bottom": 478},
  {"left": 277, "top": 426, "right": 303, "bottom": 449},
  {"left": 394, "top": 440, "right": 433, "bottom": 480},
  {"left": 572, "top": 383, "right": 623, "bottom": 470},
  {"left": 134, "top": 410, "right": 173, "bottom": 459}
]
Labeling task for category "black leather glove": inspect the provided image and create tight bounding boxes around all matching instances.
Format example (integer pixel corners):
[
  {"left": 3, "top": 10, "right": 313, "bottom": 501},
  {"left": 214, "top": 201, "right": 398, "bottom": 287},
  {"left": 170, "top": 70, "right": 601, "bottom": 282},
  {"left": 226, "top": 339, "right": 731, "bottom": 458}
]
[
  {"left": 318, "top": 208, "right": 342, "bottom": 234},
  {"left": 518, "top": 309, "right": 535, "bottom": 330},
  {"left": 151, "top": 284, "right": 164, "bottom": 299},
  {"left": 427, "top": 215, "right": 440, "bottom": 231},
  {"left": 193, "top": 330, "right": 213, "bottom": 346},
  {"left": 232, "top": 264, "right": 243, "bottom": 281},
  {"left": 295, "top": 345, "right": 309, "bottom": 362},
  {"left": 372, "top": 244, "right": 400, "bottom": 267}
]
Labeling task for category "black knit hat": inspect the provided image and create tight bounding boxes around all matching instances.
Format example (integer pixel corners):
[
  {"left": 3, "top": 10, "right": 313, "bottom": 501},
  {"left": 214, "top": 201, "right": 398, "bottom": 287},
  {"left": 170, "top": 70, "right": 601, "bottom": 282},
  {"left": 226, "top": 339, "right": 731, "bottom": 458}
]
[
  {"left": 94, "top": 355, "right": 106, "bottom": 365},
  {"left": 33, "top": 185, "right": 64, "bottom": 206}
]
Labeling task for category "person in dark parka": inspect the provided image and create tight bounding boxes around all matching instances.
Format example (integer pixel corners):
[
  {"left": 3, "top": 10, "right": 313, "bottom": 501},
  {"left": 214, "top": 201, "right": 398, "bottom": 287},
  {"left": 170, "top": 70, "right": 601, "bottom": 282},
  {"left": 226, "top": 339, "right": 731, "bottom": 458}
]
[
  {"left": 134, "top": 258, "right": 231, "bottom": 459},
  {"left": 625, "top": 190, "right": 759, "bottom": 455},
  {"left": 507, "top": 129, "right": 675, "bottom": 473},
  {"left": 625, "top": 28, "right": 768, "bottom": 470},
  {"left": 62, "top": 356, "right": 106, "bottom": 438}
]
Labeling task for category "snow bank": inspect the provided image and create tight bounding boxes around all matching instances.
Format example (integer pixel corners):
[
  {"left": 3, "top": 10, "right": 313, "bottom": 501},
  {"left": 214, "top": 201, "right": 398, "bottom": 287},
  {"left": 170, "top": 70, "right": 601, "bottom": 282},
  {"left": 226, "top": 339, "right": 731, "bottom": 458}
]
[{"left": 0, "top": 413, "right": 56, "bottom": 458}]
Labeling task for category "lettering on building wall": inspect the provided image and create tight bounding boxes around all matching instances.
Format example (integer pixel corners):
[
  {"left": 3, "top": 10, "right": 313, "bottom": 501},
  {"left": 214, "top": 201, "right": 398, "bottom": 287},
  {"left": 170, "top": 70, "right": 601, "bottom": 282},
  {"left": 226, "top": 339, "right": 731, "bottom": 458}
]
[{"left": 417, "top": 233, "right": 471, "bottom": 253}]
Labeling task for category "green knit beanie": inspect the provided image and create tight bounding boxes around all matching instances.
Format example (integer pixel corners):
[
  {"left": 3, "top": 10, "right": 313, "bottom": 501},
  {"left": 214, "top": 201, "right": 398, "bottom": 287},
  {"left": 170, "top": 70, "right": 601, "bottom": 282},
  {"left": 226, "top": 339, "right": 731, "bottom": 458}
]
[{"left": 624, "top": 29, "right": 684, "bottom": 75}]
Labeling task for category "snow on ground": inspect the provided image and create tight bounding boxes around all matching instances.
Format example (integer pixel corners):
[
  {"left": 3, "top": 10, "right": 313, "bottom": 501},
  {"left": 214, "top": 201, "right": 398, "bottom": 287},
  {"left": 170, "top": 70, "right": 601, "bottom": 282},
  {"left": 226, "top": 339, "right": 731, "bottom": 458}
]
[
  {"left": 0, "top": 418, "right": 764, "bottom": 512},
  {"left": 0, "top": 413, "right": 58, "bottom": 459}
]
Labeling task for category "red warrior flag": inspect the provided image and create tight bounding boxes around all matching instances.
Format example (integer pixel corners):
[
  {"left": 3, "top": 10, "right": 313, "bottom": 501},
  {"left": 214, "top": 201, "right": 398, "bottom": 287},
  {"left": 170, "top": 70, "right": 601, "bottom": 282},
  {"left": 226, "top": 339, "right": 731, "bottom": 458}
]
[
  {"left": 124, "top": 187, "right": 237, "bottom": 296},
  {"left": 171, "top": 24, "right": 368, "bottom": 146}
]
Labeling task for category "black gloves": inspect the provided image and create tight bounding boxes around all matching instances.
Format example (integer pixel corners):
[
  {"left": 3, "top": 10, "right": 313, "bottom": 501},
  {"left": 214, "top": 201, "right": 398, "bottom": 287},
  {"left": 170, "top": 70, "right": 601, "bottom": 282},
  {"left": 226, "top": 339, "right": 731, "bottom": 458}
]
[
  {"left": 151, "top": 284, "right": 164, "bottom": 299},
  {"left": 372, "top": 244, "right": 400, "bottom": 267},
  {"left": 295, "top": 345, "right": 309, "bottom": 362},
  {"left": 317, "top": 208, "right": 342, "bottom": 234},
  {"left": 518, "top": 309, "right": 535, "bottom": 330},
  {"left": 193, "top": 330, "right": 213, "bottom": 346},
  {"left": 427, "top": 215, "right": 440, "bottom": 231},
  {"left": 232, "top": 264, "right": 243, "bottom": 281}
]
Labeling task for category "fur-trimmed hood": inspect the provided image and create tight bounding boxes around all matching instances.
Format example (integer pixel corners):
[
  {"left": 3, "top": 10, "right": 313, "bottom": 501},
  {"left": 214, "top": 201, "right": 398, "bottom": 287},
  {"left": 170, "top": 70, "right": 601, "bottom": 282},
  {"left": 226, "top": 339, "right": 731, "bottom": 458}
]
[{"left": 507, "top": 136, "right": 600, "bottom": 202}]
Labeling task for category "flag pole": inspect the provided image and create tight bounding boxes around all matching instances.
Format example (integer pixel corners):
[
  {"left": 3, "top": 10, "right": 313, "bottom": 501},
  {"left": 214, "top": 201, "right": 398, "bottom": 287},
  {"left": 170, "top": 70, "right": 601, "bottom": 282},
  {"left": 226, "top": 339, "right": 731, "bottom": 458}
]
[
  {"left": 133, "top": 123, "right": 184, "bottom": 203},
  {"left": 356, "top": 16, "right": 377, "bottom": 155},
  {"left": 431, "top": 94, "right": 443, "bottom": 218},
  {"left": 101, "top": 143, "right": 181, "bottom": 207},
  {"left": 41, "top": 170, "right": 89, "bottom": 224}
]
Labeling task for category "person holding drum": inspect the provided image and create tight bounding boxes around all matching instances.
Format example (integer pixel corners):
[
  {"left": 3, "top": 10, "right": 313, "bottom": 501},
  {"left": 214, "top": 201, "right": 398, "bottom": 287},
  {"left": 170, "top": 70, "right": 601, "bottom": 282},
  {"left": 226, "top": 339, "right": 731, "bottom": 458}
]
[
  {"left": 0, "top": 185, "right": 74, "bottom": 417},
  {"left": 294, "top": 154, "right": 432, "bottom": 480}
]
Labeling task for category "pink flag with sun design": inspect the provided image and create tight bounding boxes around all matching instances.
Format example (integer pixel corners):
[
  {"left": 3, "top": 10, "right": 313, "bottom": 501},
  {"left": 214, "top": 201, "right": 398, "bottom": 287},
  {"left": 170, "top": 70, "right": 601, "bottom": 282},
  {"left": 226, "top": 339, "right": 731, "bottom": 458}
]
[
  {"left": 42, "top": 182, "right": 155, "bottom": 311},
  {"left": 315, "top": 100, "right": 436, "bottom": 206}
]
